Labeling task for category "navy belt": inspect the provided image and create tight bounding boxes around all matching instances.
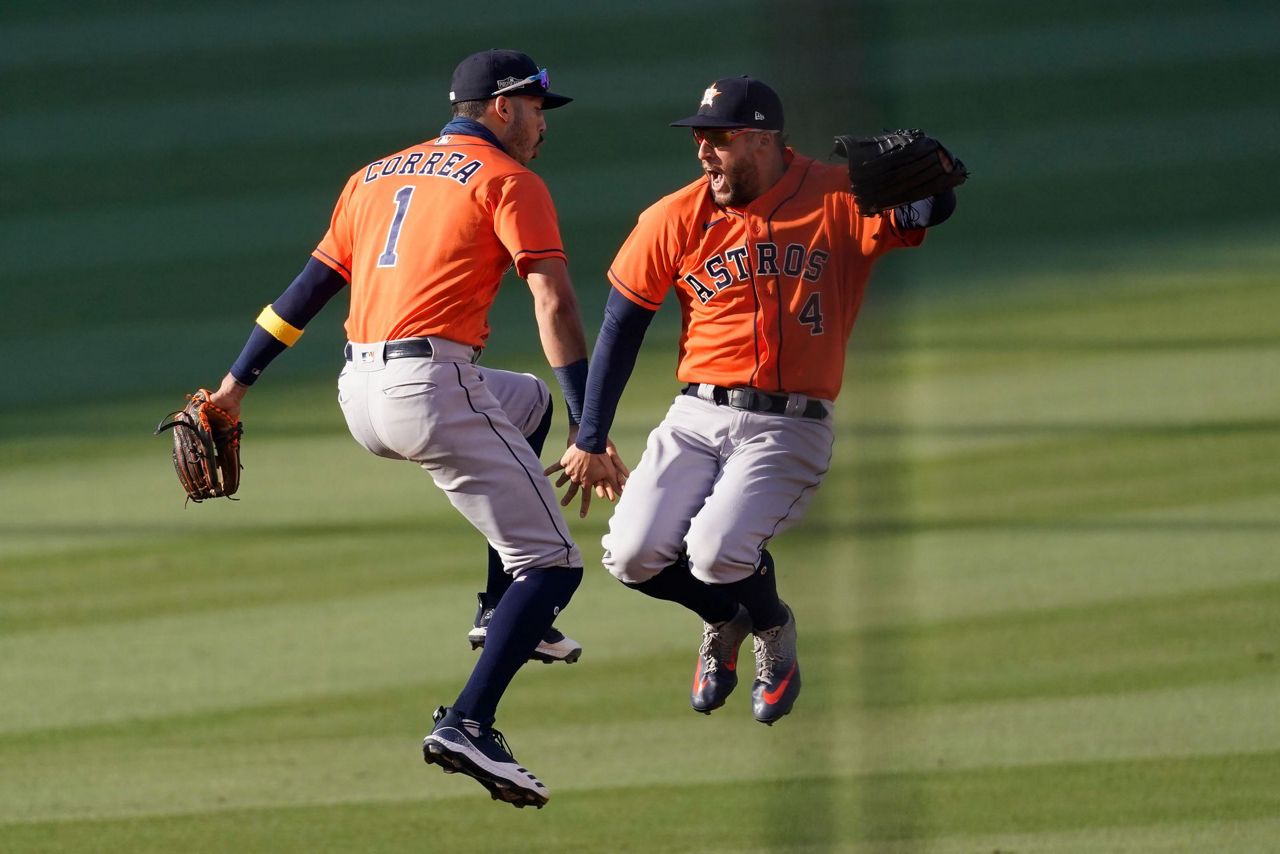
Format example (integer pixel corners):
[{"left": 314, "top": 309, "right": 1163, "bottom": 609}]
[
  {"left": 683, "top": 384, "right": 828, "bottom": 420},
  {"left": 344, "top": 339, "right": 436, "bottom": 361}
]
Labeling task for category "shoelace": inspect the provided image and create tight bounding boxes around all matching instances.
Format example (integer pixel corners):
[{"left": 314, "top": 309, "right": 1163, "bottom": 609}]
[
  {"left": 753, "top": 626, "right": 785, "bottom": 682},
  {"left": 698, "top": 615, "right": 742, "bottom": 674},
  {"left": 463, "top": 720, "right": 516, "bottom": 759}
]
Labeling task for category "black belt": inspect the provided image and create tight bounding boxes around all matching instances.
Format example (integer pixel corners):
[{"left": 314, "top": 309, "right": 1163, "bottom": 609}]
[
  {"left": 344, "top": 339, "right": 436, "bottom": 361},
  {"left": 683, "top": 384, "right": 828, "bottom": 420}
]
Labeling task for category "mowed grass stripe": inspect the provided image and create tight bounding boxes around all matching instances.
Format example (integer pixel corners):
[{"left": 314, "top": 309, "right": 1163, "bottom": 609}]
[
  {"left": 5, "top": 606, "right": 1277, "bottom": 794},
  {"left": 6, "top": 570, "right": 1273, "bottom": 740},
  {"left": 903, "top": 272, "right": 1280, "bottom": 348},
  {"left": 5, "top": 671, "right": 1279, "bottom": 809},
  {"left": 0, "top": 522, "right": 484, "bottom": 633},
  {"left": 843, "top": 580, "right": 1280, "bottom": 707},
  {"left": 903, "top": 418, "right": 1280, "bottom": 519},
  {"left": 3, "top": 749, "right": 1278, "bottom": 849},
  {"left": 0, "top": 581, "right": 489, "bottom": 736},
  {"left": 869, "top": 523, "right": 1280, "bottom": 625}
]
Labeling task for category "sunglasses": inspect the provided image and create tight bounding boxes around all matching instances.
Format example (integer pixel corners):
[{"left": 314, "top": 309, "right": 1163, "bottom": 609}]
[
  {"left": 491, "top": 68, "right": 550, "bottom": 97},
  {"left": 691, "top": 127, "right": 768, "bottom": 148}
]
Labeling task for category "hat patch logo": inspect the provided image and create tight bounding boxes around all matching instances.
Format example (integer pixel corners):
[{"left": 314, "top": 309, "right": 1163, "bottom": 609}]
[
  {"left": 495, "top": 76, "right": 521, "bottom": 90},
  {"left": 755, "top": 111, "right": 765, "bottom": 121},
  {"left": 700, "top": 85, "right": 721, "bottom": 107}
]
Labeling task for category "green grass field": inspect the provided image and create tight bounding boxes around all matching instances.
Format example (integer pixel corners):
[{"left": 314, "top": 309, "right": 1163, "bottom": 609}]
[
  {"left": 3, "top": 0, "right": 1279, "bottom": 851},
  {"left": 4, "top": 240, "right": 1278, "bottom": 851}
]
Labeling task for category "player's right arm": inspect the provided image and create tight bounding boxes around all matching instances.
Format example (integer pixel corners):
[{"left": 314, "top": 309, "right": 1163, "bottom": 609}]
[
  {"left": 525, "top": 256, "right": 589, "bottom": 374},
  {"left": 550, "top": 287, "right": 654, "bottom": 515},
  {"left": 550, "top": 195, "right": 678, "bottom": 511},
  {"left": 525, "top": 257, "right": 628, "bottom": 509}
]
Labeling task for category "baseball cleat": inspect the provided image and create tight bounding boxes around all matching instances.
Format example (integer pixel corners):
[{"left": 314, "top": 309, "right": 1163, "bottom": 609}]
[
  {"left": 691, "top": 604, "right": 754, "bottom": 714},
  {"left": 750, "top": 602, "right": 801, "bottom": 725},
  {"left": 468, "top": 592, "right": 583, "bottom": 663},
  {"left": 422, "top": 706, "right": 550, "bottom": 809}
]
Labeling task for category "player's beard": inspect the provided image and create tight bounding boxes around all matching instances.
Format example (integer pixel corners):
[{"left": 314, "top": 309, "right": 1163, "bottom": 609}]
[
  {"left": 508, "top": 123, "right": 544, "bottom": 165},
  {"left": 709, "top": 159, "right": 762, "bottom": 206}
]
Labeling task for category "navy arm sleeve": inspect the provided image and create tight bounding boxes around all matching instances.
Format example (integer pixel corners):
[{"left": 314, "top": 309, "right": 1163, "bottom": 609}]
[
  {"left": 229, "top": 257, "right": 348, "bottom": 385},
  {"left": 893, "top": 188, "right": 957, "bottom": 230},
  {"left": 552, "top": 359, "right": 588, "bottom": 426},
  {"left": 574, "top": 289, "right": 657, "bottom": 454}
]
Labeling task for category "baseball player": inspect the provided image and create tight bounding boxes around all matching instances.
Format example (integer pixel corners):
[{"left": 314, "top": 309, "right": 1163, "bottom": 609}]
[
  {"left": 552, "top": 77, "right": 959, "bottom": 725},
  {"left": 202, "top": 49, "right": 624, "bottom": 808}
]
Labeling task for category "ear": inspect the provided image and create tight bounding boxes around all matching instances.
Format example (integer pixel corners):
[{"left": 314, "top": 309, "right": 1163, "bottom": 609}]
[{"left": 493, "top": 95, "right": 513, "bottom": 123}]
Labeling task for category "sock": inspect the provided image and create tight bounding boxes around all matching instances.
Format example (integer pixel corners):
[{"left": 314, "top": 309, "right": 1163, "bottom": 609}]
[
  {"left": 721, "top": 549, "right": 787, "bottom": 630},
  {"left": 453, "top": 565, "right": 582, "bottom": 725},
  {"left": 481, "top": 401, "right": 554, "bottom": 608},
  {"left": 624, "top": 556, "right": 737, "bottom": 625}
]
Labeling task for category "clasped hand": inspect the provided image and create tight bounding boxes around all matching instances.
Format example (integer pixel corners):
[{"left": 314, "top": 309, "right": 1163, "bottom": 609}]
[{"left": 544, "top": 433, "right": 629, "bottom": 518}]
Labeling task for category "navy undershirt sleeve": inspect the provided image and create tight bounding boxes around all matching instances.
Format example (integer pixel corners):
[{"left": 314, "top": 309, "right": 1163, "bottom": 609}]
[
  {"left": 894, "top": 188, "right": 957, "bottom": 230},
  {"left": 552, "top": 359, "right": 588, "bottom": 426},
  {"left": 575, "top": 289, "right": 657, "bottom": 453},
  {"left": 272, "top": 257, "right": 349, "bottom": 324},
  {"left": 229, "top": 257, "right": 348, "bottom": 385}
]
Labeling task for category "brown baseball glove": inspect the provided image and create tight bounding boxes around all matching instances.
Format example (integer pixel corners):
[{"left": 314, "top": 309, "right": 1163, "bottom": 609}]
[
  {"left": 833, "top": 129, "right": 968, "bottom": 216},
  {"left": 155, "top": 389, "right": 243, "bottom": 503}
]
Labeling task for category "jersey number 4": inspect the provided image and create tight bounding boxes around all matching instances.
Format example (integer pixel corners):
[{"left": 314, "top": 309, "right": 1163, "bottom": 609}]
[
  {"left": 798, "top": 292, "right": 825, "bottom": 335},
  {"left": 377, "top": 186, "right": 415, "bottom": 268}
]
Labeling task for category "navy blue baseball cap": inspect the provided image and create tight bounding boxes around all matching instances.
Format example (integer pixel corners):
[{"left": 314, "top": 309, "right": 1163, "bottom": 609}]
[
  {"left": 670, "top": 76, "right": 784, "bottom": 130},
  {"left": 449, "top": 49, "right": 572, "bottom": 109}
]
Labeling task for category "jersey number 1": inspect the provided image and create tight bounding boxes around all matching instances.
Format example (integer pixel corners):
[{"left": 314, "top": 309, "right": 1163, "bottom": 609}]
[{"left": 377, "top": 186, "right": 415, "bottom": 268}]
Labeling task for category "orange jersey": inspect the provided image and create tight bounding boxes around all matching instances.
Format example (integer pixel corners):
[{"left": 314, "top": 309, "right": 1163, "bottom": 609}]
[
  {"left": 314, "top": 134, "right": 566, "bottom": 346},
  {"left": 607, "top": 151, "right": 923, "bottom": 401}
]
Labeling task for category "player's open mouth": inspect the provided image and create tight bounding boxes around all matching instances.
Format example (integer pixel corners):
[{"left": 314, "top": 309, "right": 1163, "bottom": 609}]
[{"left": 707, "top": 170, "right": 726, "bottom": 192}]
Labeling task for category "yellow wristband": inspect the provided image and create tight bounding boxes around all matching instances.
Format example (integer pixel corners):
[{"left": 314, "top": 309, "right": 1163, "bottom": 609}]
[{"left": 256, "top": 305, "right": 304, "bottom": 347}]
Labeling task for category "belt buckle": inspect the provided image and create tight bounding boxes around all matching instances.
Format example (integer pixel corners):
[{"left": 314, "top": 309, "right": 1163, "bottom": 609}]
[{"left": 727, "top": 387, "right": 756, "bottom": 411}]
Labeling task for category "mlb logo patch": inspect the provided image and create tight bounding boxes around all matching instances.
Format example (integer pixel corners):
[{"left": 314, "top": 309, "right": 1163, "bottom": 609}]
[{"left": 359, "top": 350, "right": 375, "bottom": 366}]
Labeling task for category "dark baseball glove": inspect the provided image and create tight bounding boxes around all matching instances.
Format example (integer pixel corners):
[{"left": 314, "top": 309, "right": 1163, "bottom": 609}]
[
  {"left": 155, "top": 389, "right": 243, "bottom": 503},
  {"left": 833, "top": 129, "right": 968, "bottom": 216}
]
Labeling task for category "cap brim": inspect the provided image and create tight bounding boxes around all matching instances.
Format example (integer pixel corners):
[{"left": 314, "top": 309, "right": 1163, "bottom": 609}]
[
  {"left": 502, "top": 87, "right": 572, "bottom": 109},
  {"left": 669, "top": 114, "right": 747, "bottom": 128}
]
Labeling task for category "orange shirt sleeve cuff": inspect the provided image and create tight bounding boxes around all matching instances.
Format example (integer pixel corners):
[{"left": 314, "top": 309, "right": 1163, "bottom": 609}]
[
  {"left": 513, "top": 247, "right": 567, "bottom": 278},
  {"left": 311, "top": 249, "right": 353, "bottom": 281}
]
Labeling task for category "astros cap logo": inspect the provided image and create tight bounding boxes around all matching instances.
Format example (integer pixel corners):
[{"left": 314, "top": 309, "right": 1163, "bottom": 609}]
[{"left": 700, "top": 85, "right": 721, "bottom": 107}]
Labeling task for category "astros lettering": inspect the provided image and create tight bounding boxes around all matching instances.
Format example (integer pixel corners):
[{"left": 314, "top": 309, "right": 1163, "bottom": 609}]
[{"left": 682, "top": 242, "right": 831, "bottom": 304}]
